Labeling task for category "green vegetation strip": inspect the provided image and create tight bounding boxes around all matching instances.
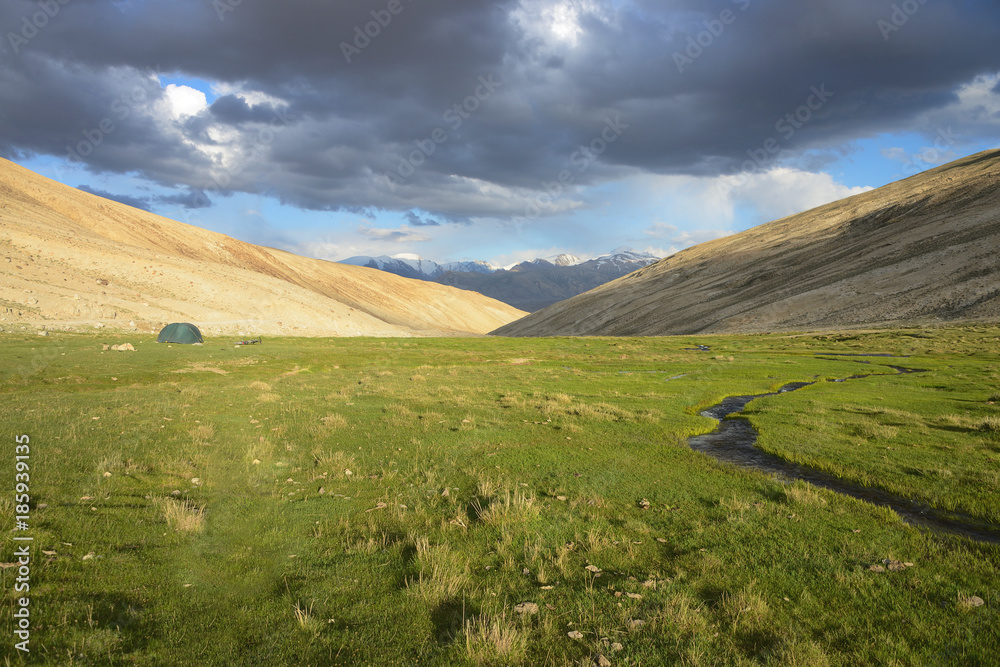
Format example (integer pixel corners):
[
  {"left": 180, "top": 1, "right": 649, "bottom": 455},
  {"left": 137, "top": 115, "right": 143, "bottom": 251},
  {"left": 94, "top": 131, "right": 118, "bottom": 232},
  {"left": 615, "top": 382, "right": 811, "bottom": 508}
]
[{"left": 1, "top": 327, "right": 997, "bottom": 665}]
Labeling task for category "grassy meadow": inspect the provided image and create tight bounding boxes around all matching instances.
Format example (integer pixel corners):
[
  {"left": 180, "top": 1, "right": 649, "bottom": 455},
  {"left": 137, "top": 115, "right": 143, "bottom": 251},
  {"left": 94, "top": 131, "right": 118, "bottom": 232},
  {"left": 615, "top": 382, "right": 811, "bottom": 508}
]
[{"left": 1, "top": 326, "right": 998, "bottom": 665}]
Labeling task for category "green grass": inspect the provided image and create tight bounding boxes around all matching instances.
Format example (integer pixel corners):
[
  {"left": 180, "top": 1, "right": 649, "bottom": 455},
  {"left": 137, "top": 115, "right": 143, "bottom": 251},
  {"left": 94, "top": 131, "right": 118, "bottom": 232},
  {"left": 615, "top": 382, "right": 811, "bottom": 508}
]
[{"left": 1, "top": 327, "right": 997, "bottom": 665}]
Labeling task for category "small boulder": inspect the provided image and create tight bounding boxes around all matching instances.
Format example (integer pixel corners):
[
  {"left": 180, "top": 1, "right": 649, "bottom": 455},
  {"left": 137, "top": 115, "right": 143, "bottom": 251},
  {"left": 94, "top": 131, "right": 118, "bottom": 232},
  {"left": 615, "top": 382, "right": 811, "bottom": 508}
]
[{"left": 514, "top": 602, "right": 539, "bottom": 615}]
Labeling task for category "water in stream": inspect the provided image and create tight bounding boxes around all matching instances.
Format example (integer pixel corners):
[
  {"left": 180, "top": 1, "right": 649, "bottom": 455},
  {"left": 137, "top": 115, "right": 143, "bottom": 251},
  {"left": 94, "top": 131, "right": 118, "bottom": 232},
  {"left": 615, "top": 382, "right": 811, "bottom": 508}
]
[{"left": 687, "top": 366, "right": 1000, "bottom": 544}]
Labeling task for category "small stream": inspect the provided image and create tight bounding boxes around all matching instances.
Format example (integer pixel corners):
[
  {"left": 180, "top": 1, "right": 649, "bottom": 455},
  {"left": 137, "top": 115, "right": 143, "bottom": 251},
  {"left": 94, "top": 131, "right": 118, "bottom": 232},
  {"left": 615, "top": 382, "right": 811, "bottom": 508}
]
[{"left": 687, "top": 364, "right": 1000, "bottom": 544}]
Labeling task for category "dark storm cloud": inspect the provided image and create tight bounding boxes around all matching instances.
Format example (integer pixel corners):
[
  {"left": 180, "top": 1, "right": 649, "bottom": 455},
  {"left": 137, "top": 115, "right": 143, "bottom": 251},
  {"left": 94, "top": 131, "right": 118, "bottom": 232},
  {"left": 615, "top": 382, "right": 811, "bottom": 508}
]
[
  {"left": 1, "top": 0, "right": 999, "bottom": 220},
  {"left": 209, "top": 95, "right": 286, "bottom": 125},
  {"left": 157, "top": 189, "right": 213, "bottom": 209},
  {"left": 77, "top": 185, "right": 152, "bottom": 211},
  {"left": 404, "top": 211, "right": 441, "bottom": 227}
]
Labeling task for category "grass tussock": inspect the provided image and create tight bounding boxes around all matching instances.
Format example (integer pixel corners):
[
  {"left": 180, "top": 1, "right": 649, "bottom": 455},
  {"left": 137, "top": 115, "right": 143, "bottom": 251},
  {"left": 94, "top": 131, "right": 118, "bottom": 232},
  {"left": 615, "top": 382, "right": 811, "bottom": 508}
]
[
  {"left": 293, "top": 601, "right": 323, "bottom": 636},
  {"left": 783, "top": 482, "right": 827, "bottom": 506},
  {"left": 319, "top": 413, "right": 348, "bottom": 429},
  {"left": 978, "top": 415, "right": 1000, "bottom": 432},
  {"left": 471, "top": 485, "right": 540, "bottom": 528},
  {"left": 406, "top": 537, "right": 470, "bottom": 604},
  {"left": 463, "top": 612, "right": 528, "bottom": 666},
  {"left": 154, "top": 497, "right": 206, "bottom": 533}
]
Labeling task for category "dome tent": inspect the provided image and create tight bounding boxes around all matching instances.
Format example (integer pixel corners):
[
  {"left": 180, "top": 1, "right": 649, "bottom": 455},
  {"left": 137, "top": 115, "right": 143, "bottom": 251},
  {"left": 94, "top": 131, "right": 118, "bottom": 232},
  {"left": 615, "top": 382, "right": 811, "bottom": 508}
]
[{"left": 157, "top": 322, "right": 203, "bottom": 344}]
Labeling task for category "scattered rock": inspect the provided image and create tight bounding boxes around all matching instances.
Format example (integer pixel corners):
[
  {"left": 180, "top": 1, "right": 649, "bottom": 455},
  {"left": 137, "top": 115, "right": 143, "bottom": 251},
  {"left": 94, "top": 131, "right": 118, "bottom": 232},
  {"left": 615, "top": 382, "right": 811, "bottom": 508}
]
[
  {"left": 628, "top": 619, "right": 645, "bottom": 630},
  {"left": 514, "top": 602, "right": 539, "bottom": 615},
  {"left": 567, "top": 630, "right": 584, "bottom": 640},
  {"left": 611, "top": 642, "right": 623, "bottom": 652},
  {"left": 522, "top": 567, "right": 531, "bottom": 575},
  {"left": 869, "top": 564, "right": 885, "bottom": 573},
  {"left": 170, "top": 490, "right": 181, "bottom": 497},
  {"left": 82, "top": 552, "right": 96, "bottom": 561},
  {"left": 626, "top": 593, "right": 642, "bottom": 600},
  {"left": 37, "top": 331, "right": 49, "bottom": 336},
  {"left": 656, "top": 537, "right": 668, "bottom": 543},
  {"left": 252, "top": 459, "right": 261, "bottom": 465},
  {"left": 541, "top": 585, "right": 554, "bottom": 590},
  {"left": 318, "top": 487, "right": 326, "bottom": 494},
  {"left": 110, "top": 343, "right": 135, "bottom": 351},
  {"left": 556, "top": 495, "right": 568, "bottom": 501},
  {"left": 642, "top": 580, "right": 656, "bottom": 588},
  {"left": 960, "top": 595, "right": 985, "bottom": 609},
  {"left": 594, "top": 655, "right": 612, "bottom": 667},
  {"left": 637, "top": 498, "right": 650, "bottom": 510},
  {"left": 441, "top": 487, "right": 450, "bottom": 497}
]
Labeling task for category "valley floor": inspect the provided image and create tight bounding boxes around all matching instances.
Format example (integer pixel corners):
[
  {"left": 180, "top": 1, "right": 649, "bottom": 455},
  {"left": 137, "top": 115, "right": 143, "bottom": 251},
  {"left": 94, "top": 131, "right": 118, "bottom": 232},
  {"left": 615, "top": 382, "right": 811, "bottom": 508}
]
[{"left": 1, "top": 326, "right": 997, "bottom": 665}]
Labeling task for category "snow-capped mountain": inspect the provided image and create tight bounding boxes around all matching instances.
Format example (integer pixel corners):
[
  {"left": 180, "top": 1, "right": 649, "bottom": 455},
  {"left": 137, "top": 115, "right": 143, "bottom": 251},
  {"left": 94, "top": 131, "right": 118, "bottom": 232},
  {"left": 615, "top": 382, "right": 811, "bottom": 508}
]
[
  {"left": 339, "top": 254, "right": 496, "bottom": 280},
  {"left": 581, "top": 248, "right": 660, "bottom": 271}
]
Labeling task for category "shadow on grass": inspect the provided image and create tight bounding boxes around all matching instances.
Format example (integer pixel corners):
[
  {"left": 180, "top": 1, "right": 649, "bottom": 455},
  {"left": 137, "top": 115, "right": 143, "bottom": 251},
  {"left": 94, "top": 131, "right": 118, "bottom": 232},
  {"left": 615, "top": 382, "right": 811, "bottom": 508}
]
[{"left": 430, "top": 597, "right": 480, "bottom": 645}]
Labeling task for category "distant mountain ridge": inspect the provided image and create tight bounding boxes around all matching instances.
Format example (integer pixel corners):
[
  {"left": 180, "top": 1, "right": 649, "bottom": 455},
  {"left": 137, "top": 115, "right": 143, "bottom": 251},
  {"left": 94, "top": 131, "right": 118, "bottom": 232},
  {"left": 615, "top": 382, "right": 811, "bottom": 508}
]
[
  {"left": 339, "top": 249, "right": 659, "bottom": 311},
  {"left": 492, "top": 150, "right": 1000, "bottom": 337},
  {"left": 437, "top": 249, "right": 660, "bottom": 311},
  {"left": 339, "top": 254, "right": 496, "bottom": 280}
]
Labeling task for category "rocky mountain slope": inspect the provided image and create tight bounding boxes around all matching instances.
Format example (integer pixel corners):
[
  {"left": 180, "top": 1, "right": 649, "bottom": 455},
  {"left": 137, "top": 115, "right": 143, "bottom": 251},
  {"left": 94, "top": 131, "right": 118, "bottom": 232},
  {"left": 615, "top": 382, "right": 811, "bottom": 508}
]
[
  {"left": 492, "top": 150, "right": 1000, "bottom": 337},
  {"left": 0, "top": 158, "right": 526, "bottom": 337}
]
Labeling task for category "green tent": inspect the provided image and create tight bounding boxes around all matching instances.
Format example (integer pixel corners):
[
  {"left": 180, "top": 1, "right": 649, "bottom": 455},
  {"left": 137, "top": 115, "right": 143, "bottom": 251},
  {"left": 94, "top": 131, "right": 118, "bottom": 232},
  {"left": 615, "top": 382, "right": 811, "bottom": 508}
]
[{"left": 157, "top": 322, "right": 203, "bottom": 344}]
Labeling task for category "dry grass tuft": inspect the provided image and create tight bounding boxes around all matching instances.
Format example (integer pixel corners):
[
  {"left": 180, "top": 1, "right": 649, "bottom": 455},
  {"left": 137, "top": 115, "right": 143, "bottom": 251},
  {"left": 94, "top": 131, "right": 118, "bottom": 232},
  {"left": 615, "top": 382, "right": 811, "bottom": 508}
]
[
  {"left": 189, "top": 424, "right": 214, "bottom": 443},
  {"left": 248, "top": 381, "right": 272, "bottom": 391},
  {"left": 405, "top": 537, "right": 470, "bottom": 604},
  {"left": 783, "top": 482, "right": 827, "bottom": 506},
  {"left": 472, "top": 487, "right": 540, "bottom": 528},
  {"left": 320, "top": 414, "right": 348, "bottom": 429},
  {"left": 978, "top": 415, "right": 1000, "bottom": 432},
  {"left": 463, "top": 612, "right": 528, "bottom": 666},
  {"left": 293, "top": 601, "right": 323, "bottom": 636},
  {"left": 257, "top": 392, "right": 281, "bottom": 403},
  {"left": 154, "top": 497, "right": 206, "bottom": 533},
  {"left": 721, "top": 588, "right": 770, "bottom": 630}
]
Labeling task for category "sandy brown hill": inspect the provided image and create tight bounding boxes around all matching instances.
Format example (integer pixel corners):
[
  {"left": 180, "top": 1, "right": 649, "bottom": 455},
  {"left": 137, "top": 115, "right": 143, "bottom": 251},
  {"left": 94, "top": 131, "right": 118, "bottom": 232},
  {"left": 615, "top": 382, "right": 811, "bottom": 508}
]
[
  {"left": 493, "top": 150, "right": 1000, "bottom": 337},
  {"left": 0, "top": 158, "right": 526, "bottom": 336}
]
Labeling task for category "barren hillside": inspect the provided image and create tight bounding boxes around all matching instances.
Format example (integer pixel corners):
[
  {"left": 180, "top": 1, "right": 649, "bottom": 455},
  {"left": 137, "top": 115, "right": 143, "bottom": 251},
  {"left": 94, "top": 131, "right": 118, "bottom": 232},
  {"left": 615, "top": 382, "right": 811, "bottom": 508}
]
[
  {"left": 493, "top": 150, "right": 1000, "bottom": 337},
  {"left": 0, "top": 158, "right": 526, "bottom": 337}
]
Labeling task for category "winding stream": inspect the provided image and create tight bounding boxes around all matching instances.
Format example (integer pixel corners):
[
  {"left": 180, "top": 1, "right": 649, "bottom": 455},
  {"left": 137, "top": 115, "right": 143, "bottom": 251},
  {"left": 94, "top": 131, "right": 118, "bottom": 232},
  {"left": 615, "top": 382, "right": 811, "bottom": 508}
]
[{"left": 687, "top": 364, "right": 1000, "bottom": 544}]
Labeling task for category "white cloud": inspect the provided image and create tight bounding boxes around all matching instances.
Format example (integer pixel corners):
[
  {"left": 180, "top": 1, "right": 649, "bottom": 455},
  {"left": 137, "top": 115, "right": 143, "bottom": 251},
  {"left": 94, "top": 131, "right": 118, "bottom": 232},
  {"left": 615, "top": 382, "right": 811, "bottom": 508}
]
[
  {"left": 163, "top": 84, "right": 208, "bottom": 119},
  {"left": 723, "top": 168, "right": 873, "bottom": 223}
]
